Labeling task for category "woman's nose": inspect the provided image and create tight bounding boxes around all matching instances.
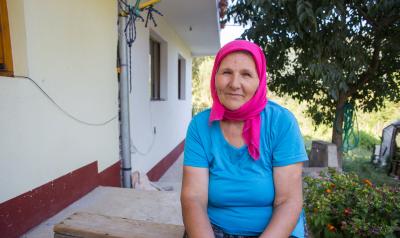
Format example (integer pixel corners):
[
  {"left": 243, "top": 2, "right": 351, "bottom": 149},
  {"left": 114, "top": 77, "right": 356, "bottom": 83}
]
[{"left": 229, "top": 73, "right": 241, "bottom": 89}]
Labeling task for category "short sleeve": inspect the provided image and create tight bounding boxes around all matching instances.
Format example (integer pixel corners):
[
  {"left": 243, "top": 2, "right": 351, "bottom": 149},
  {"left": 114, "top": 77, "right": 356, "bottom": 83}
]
[
  {"left": 272, "top": 111, "right": 308, "bottom": 167},
  {"left": 184, "top": 118, "right": 209, "bottom": 168}
]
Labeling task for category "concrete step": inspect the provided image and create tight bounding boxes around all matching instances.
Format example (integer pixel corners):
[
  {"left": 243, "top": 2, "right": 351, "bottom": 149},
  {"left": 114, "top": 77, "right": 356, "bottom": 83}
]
[{"left": 23, "top": 186, "right": 182, "bottom": 238}]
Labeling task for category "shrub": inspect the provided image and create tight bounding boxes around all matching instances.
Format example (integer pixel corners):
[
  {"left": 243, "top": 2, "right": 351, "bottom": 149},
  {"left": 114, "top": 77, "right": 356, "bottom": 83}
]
[
  {"left": 304, "top": 168, "right": 400, "bottom": 238},
  {"left": 358, "top": 130, "right": 380, "bottom": 150}
]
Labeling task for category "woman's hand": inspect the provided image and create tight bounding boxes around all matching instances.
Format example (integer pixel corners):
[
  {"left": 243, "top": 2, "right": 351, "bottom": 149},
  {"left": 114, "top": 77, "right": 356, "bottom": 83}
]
[
  {"left": 181, "top": 166, "right": 215, "bottom": 238},
  {"left": 260, "top": 162, "right": 304, "bottom": 238}
]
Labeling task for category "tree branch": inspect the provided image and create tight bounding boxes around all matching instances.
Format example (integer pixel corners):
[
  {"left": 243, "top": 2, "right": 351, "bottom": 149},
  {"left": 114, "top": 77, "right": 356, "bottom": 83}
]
[
  {"left": 346, "top": 40, "right": 381, "bottom": 98},
  {"left": 381, "top": 15, "right": 400, "bottom": 28},
  {"left": 354, "top": 5, "right": 378, "bottom": 28},
  {"left": 354, "top": 5, "right": 400, "bottom": 32}
]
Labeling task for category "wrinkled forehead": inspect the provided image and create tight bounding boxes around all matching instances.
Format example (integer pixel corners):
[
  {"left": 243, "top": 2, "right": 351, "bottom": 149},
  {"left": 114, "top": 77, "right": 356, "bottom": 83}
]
[{"left": 217, "top": 50, "right": 258, "bottom": 71}]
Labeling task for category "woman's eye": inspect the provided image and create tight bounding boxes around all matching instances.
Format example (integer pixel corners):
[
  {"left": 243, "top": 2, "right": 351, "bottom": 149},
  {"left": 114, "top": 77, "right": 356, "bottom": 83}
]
[
  {"left": 243, "top": 73, "right": 251, "bottom": 77},
  {"left": 223, "top": 71, "right": 231, "bottom": 75}
]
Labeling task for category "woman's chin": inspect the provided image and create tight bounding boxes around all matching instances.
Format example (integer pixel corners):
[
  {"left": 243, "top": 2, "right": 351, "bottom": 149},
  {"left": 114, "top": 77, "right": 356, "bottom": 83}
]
[
  {"left": 224, "top": 103, "right": 243, "bottom": 111},
  {"left": 219, "top": 95, "right": 247, "bottom": 110}
]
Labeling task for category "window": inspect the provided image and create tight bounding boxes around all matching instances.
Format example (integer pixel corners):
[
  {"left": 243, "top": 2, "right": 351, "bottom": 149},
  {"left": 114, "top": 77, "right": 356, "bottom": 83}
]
[
  {"left": 178, "top": 55, "right": 186, "bottom": 100},
  {"left": 150, "top": 38, "right": 161, "bottom": 100},
  {"left": 149, "top": 33, "right": 167, "bottom": 100},
  {"left": 0, "top": 0, "right": 13, "bottom": 76}
]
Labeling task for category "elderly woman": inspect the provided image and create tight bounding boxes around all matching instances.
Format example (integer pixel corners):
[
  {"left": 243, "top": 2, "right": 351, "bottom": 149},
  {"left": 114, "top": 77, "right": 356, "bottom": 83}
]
[{"left": 181, "top": 40, "right": 308, "bottom": 238}]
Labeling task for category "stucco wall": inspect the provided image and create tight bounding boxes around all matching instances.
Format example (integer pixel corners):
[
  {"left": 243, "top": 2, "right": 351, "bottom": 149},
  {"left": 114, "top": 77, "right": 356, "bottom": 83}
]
[
  {"left": 128, "top": 14, "right": 192, "bottom": 173},
  {"left": 0, "top": 0, "right": 119, "bottom": 203},
  {"left": 0, "top": 0, "right": 195, "bottom": 203}
]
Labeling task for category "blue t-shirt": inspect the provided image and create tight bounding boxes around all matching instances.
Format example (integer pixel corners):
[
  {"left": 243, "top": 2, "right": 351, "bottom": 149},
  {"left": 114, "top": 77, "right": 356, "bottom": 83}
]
[{"left": 184, "top": 101, "right": 308, "bottom": 237}]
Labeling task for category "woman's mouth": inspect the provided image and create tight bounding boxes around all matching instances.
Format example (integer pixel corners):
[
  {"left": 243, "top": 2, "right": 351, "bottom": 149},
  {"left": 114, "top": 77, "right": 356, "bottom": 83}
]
[{"left": 225, "top": 93, "right": 243, "bottom": 97}]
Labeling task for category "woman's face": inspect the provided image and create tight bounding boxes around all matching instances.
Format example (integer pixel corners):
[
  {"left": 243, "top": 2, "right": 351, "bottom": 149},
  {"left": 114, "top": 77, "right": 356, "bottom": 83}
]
[{"left": 215, "top": 51, "right": 259, "bottom": 110}]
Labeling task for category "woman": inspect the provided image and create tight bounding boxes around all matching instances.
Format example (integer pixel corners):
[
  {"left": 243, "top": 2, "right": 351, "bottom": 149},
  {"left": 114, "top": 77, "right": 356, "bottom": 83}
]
[{"left": 181, "top": 40, "right": 308, "bottom": 238}]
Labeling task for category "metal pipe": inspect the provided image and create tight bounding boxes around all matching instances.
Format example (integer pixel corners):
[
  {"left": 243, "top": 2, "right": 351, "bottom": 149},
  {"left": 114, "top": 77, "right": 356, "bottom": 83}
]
[{"left": 118, "top": 12, "right": 132, "bottom": 188}]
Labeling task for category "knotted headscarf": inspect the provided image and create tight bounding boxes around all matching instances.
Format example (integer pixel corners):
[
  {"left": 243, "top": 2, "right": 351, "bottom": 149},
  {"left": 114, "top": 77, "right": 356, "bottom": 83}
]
[{"left": 209, "top": 40, "right": 268, "bottom": 160}]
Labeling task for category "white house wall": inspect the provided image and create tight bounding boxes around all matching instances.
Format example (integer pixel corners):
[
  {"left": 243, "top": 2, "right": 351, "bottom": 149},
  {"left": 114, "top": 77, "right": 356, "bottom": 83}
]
[
  {"left": 0, "top": 0, "right": 119, "bottom": 203},
  {"left": 128, "top": 14, "right": 192, "bottom": 173}
]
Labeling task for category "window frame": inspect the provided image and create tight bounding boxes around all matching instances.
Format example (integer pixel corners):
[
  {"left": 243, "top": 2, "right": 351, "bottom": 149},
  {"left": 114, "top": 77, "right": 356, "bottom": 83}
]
[
  {"left": 0, "top": 0, "right": 13, "bottom": 77},
  {"left": 178, "top": 55, "right": 186, "bottom": 100},
  {"left": 149, "top": 37, "right": 161, "bottom": 100}
]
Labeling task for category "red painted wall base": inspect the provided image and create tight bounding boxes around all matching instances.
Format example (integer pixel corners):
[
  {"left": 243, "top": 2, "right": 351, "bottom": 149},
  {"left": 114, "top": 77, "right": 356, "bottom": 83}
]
[
  {"left": 0, "top": 140, "right": 184, "bottom": 238},
  {"left": 147, "top": 140, "right": 185, "bottom": 181},
  {"left": 0, "top": 160, "right": 120, "bottom": 238}
]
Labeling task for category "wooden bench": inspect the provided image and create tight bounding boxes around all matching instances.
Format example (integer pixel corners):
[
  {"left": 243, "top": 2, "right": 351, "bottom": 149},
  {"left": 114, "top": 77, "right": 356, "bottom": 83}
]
[{"left": 54, "top": 212, "right": 185, "bottom": 238}]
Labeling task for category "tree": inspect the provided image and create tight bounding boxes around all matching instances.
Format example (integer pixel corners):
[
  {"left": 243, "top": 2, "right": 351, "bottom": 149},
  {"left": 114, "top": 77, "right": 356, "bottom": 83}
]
[
  {"left": 225, "top": 0, "right": 400, "bottom": 160},
  {"left": 192, "top": 56, "right": 214, "bottom": 114}
]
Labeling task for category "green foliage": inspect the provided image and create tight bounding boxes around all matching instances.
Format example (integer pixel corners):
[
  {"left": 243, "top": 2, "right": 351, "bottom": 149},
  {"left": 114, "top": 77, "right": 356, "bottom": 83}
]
[
  {"left": 271, "top": 94, "right": 399, "bottom": 150},
  {"left": 356, "top": 101, "right": 400, "bottom": 136},
  {"left": 269, "top": 93, "right": 332, "bottom": 140},
  {"left": 342, "top": 148, "right": 399, "bottom": 187},
  {"left": 303, "top": 128, "right": 399, "bottom": 187},
  {"left": 358, "top": 130, "right": 380, "bottom": 149},
  {"left": 304, "top": 169, "right": 400, "bottom": 237},
  {"left": 192, "top": 56, "right": 214, "bottom": 115},
  {"left": 226, "top": 0, "right": 400, "bottom": 145}
]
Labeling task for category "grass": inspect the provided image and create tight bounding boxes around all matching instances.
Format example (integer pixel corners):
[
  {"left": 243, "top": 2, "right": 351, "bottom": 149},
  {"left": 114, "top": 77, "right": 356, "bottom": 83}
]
[
  {"left": 273, "top": 93, "right": 400, "bottom": 188},
  {"left": 342, "top": 147, "right": 399, "bottom": 187},
  {"left": 304, "top": 136, "right": 399, "bottom": 187}
]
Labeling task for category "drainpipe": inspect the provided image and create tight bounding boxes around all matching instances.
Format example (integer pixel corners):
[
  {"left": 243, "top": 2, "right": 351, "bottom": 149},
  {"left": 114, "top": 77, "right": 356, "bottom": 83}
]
[{"left": 118, "top": 13, "right": 132, "bottom": 188}]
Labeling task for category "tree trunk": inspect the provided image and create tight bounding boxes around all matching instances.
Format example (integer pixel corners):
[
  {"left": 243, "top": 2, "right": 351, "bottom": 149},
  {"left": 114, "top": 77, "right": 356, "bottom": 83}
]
[{"left": 331, "top": 93, "right": 346, "bottom": 168}]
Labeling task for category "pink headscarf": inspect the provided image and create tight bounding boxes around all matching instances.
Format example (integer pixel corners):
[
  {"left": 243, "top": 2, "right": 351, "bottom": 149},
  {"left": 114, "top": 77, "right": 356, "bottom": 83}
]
[{"left": 209, "top": 40, "right": 268, "bottom": 160}]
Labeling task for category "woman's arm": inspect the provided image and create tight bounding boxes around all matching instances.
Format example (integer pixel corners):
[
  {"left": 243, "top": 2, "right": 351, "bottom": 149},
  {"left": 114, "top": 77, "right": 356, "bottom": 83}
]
[
  {"left": 181, "top": 166, "right": 215, "bottom": 238},
  {"left": 260, "top": 162, "right": 304, "bottom": 238}
]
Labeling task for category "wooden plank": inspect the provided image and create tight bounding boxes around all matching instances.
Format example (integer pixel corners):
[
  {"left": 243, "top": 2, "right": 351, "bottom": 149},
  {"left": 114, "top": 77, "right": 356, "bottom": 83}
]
[
  {"left": 54, "top": 234, "right": 78, "bottom": 238},
  {"left": 54, "top": 212, "right": 185, "bottom": 238}
]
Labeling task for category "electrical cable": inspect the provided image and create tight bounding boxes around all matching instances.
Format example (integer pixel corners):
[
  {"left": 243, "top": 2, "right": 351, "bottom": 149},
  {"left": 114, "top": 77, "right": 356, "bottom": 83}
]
[
  {"left": 118, "top": 0, "right": 163, "bottom": 93},
  {"left": 14, "top": 75, "right": 117, "bottom": 126},
  {"left": 118, "top": 0, "right": 129, "bottom": 9},
  {"left": 117, "top": 0, "right": 162, "bottom": 154},
  {"left": 144, "top": 6, "right": 163, "bottom": 28},
  {"left": 119, "top": 0, "right": 144, "bottom": 93},
  {"left": 131, "top": 133, "right": 156, "bottom": 155},
  {"left": 130, "top": 100, "right": 156, "bottom": 155}
]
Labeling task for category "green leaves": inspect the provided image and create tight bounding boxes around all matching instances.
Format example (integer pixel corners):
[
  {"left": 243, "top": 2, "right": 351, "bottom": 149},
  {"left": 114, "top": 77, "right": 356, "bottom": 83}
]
[
  {"left": 296, "top": 0, "right": 317, "bottom": 32},
  {"left": 304, "top": 169, "right": 400, "bottom": 237},
  {"left": 226, "top": 0, "right": 400, "bottom": 145}
]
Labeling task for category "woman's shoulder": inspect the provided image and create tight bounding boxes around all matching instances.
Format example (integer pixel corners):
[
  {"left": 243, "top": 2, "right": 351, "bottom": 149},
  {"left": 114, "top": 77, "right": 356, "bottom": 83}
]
[
  {"left": 186, "top": 108, "right": 213, "bottom": 144},
  {"left": 189, "top": 108, "right": 212, "bottom": 131},
  {"left": 192, "top": 108, "right": 211, "bottom": 122}
]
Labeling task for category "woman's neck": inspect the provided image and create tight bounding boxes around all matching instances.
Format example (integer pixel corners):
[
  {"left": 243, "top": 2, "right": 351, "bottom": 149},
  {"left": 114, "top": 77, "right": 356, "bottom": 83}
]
[
  {"left": 220, "top": 120, "right": 245, "bottom": 148},
  {"left": 221, "top": 119, "right": 243, "bottom": 129}
]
